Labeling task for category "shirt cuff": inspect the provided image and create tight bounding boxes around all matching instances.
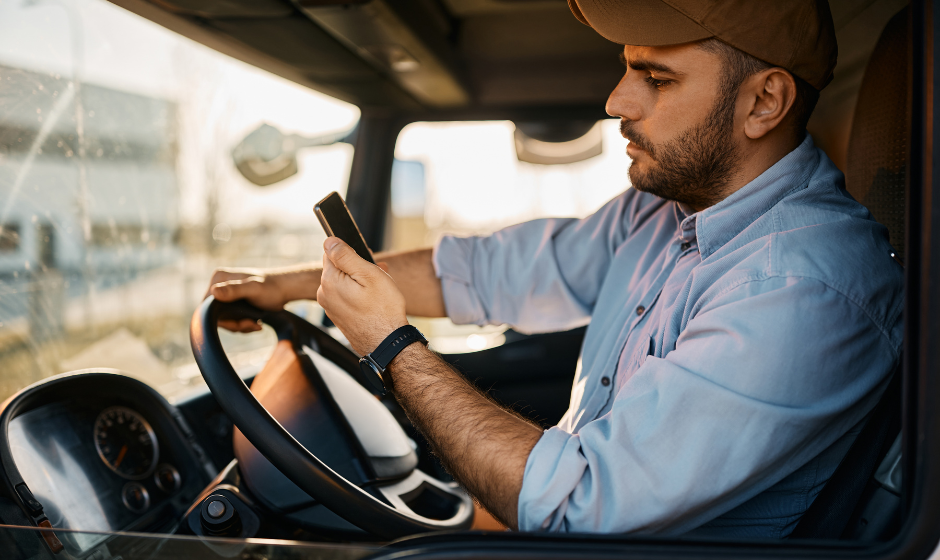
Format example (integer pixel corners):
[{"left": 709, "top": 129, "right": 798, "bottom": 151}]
[
  {"left": 517, "top": 426, "right": 588, "bottom": 532},
  {"left": 432, "top": 235, "right": 489, "bottom": 326}
]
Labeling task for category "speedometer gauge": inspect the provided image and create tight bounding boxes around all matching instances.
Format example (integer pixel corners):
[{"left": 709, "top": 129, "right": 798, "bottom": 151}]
[{"left": 94, "top": 407, "right": 159, "bottom": 480}]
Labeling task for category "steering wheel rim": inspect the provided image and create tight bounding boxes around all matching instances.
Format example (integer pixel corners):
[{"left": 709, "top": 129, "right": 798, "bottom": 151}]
[{"left": 189, "top": 296, "right": 472, "bottom": 539}]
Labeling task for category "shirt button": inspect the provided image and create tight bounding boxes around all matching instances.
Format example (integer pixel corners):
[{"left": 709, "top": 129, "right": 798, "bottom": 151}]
[
  {"left": 600, "top": 376, "right": 611, "bottom": 386},
  {"left": 635, "top": 305, "right": 645, "bottom": 316},
  {"left": 680, "top": 241, "right": 692, "bottom": 251}
]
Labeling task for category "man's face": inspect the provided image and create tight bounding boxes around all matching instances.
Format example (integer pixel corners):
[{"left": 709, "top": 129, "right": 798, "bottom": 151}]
[{"left": 607, "top": 44, "right": 742, "bottom": 211}]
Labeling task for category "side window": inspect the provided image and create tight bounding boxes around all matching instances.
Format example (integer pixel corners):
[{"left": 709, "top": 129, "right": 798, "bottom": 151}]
[{"left": 390, "top": 120, "right": 628, "bottom": 351}]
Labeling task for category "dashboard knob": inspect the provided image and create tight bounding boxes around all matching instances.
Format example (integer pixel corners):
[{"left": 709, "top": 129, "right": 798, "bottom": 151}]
[
  {"left": 121, "top": 483, "right": 150, "bottom": 513},
  {"left": 154, "top": 464, "right": 182, "bottom": 493},
  {"left": 200, "top": 494, "right": 241, "bottom": 537},
  {"left": 206, "top": 500, "right": 226, "bottom": 518}
]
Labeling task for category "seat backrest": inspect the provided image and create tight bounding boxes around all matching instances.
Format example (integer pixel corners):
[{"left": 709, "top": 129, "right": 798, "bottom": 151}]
[
  {"left": 845, "top": 5, "right": 910, "bottom": 263},
  {"left": 789, "top": 5, "right": 909, "bottom": 540}
]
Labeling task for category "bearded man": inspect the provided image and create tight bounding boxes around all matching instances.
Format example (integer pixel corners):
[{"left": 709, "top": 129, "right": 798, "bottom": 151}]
[{"left": 207, "top": 0, "right": 903, "bottom": 538}]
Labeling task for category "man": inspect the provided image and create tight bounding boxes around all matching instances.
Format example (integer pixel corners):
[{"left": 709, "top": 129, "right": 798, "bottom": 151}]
[{"left": 207, "top": 0, "right": 903, "bottom": 538}]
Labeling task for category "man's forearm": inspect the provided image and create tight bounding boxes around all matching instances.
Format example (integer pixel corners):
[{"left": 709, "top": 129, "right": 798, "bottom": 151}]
[
  {"left": 375, "top": 248, "right": 446, "bottom": 317},
  {"left": 387, "top": 343, "right": 543, "bottom": 529},
  {"left": 267, "top": 264, "right": 323, "bottom": 301}
]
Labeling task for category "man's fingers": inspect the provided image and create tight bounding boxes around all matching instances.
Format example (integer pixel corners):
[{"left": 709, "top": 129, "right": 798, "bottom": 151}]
[
  {"left": 235, "top": 318, "right": 263, "bottom": 332},
  {"left": 320, "top": 247, "right": 339, "bottom": 284},
  {"left": 204, "top": 269, "right": 254, "bottom": 299},
  {"left": 210, "top": 276, "right": 265, "bottom": 302},
  {"left": 218, "top": 318, "right": 263, "bottom": 333}
]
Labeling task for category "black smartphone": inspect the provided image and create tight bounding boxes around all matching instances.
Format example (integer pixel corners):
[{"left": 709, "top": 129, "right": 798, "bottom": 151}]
[{"left": 314, "top": 191, "right": 375, "bottom": 264}]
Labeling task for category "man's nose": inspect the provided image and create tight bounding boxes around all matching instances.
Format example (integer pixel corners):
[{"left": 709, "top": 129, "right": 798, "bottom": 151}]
[{"left": 606, "top": 73, "right": 642, "bottom": 124}]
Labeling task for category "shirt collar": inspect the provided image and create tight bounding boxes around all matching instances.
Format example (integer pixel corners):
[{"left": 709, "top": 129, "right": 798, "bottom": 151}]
[{"left": 687, "top": 134, "right": 821, "bottom": 260}]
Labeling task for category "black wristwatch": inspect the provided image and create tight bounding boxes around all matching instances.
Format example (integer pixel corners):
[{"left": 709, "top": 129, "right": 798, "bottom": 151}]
[{"left": 358, "top": 325, "right": 428, "bottom": 395}]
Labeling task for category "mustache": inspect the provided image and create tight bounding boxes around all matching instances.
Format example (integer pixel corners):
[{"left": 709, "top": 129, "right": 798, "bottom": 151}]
[{"left": 620, "top": 120, "right": 656, "bottom": 158}]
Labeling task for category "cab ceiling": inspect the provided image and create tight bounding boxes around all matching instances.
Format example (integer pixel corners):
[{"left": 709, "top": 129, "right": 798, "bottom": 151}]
[
  {"left": 109, "top": 0, "right": 906, "bottom": 121},
  {"left": 108, "top": 0, "right": 622, "bottom": 114}
]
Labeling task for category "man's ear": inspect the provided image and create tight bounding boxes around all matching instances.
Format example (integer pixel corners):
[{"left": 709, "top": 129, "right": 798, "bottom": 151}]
[{"left": 742, "top": 68, "right": 797, "bottom": 140}]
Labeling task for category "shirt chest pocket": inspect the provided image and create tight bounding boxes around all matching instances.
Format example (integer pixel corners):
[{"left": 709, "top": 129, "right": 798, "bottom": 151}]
[
  {"left": 615, "top": 333, "right": 655, "bottom": 392},
  {"left": 629, "top": 333, "right": 655, "bottom": 369}
]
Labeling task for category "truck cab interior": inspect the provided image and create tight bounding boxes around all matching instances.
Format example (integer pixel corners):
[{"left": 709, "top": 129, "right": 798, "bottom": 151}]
[{"left": 0, "top": 1, "right": 938, "bottom": 559}]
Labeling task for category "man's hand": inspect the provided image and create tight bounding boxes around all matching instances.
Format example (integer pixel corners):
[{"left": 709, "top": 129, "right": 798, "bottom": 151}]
[
  {"left": 317, "top": 237, "right": 408, "bottom": 355},
  {"left": 206, "top": 266, "right": 321, "bottom": 332}
]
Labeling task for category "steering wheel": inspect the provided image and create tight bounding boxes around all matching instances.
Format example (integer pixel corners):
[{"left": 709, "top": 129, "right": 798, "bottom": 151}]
[{"left": 189, "top": 297, "right": 473, "bottom": 539}]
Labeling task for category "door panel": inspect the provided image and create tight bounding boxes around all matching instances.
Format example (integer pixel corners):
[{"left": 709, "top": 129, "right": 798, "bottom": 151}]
[{"left": 441, "top": 327, "right": 585, "bottom": 428}]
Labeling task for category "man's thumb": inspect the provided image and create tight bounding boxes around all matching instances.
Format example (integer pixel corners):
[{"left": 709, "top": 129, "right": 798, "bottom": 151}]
[{"left": 324, "top": 237, "right": 370, "bottom": 275}]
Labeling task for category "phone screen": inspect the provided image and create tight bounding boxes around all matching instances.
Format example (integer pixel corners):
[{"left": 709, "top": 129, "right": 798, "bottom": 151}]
[{"left": 314, "top": 192, "right": 375, "bottom": 264}]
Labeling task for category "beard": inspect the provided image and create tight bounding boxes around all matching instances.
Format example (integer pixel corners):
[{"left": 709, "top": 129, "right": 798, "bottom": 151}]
[{"left": 621, "top": 90, "right": 741, "bottom": 210}]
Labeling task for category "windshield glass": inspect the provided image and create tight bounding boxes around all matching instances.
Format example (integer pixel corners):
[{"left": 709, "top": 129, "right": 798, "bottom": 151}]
[{"left": 0, "top": 0, "right": 358, "bottom": 403}]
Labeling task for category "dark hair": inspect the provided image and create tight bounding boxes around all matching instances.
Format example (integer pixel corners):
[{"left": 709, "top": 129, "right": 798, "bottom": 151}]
[{"left": 698, "top": 38, "right": 820, "bottom": 135}]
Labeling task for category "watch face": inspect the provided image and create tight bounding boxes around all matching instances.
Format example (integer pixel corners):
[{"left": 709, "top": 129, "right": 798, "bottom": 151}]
[{"left": 358, "top": 358, "right": 387, "bottom": 395}]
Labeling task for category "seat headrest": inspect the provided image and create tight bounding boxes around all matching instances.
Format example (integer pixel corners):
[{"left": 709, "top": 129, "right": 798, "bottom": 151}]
[{"left": 846, "top": 6, "right": 910, "bottom": 263}]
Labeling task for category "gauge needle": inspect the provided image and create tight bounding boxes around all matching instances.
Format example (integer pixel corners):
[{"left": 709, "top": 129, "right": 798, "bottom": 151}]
[{"left": 114, "top": 445, "right": 128, "bottom": 469}]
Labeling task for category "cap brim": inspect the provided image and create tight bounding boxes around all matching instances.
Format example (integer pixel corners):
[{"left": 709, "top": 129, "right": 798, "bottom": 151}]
[{"left": 570, "top": 0, "right": 713, "bottom": 46}]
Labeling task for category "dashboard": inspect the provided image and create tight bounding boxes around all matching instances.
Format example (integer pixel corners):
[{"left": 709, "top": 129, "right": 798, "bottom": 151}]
[{"left": 0, "top": 372, "right": 213, "bottom": 556}]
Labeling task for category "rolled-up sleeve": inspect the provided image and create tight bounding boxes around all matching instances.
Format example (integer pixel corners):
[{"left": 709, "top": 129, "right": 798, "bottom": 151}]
[
  {"left": 517, "top": 275, "right": 900, "bottom": 534},
  {"left": 432, "top": 191, "right": 648, "bottom": 333}
]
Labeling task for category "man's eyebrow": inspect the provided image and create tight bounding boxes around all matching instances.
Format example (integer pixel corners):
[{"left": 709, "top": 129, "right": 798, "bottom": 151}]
[{"left": 618, "top": 52, "right": 684, "bottom": 76}]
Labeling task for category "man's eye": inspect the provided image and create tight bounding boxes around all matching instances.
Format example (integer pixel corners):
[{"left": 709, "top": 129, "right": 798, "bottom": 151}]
[{"left": 644, "top": 76, "right": 670, "bottom": 90}]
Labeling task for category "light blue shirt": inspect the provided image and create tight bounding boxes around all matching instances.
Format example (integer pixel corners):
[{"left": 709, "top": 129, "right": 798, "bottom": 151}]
[{"left": 432, "top": 136, "right": 904, "bottom": 538}]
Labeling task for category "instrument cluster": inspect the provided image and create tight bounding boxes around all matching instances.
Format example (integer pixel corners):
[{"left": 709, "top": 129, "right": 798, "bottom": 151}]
[
  {"left": 0, "top": 373, "right": 211, "bottom": 556},
  {"left": 92, "top": 406, "right": 183, "bottom": 513}
]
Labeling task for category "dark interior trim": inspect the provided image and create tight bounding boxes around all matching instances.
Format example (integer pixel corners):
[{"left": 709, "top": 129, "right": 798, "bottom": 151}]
[
  {"left": 396, "top": 105, "right": 613, "bottom": 125},
  {"left": 892, "top": 1, "right": 940, "bottom": 560},
  {"left": 346, "top": 114, "right": 405, "bottom": 250}
]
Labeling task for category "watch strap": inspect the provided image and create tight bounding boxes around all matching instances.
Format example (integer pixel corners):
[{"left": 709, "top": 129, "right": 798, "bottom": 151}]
[{"left": 370, "top": 325, "right": 428, "bottom": 370}]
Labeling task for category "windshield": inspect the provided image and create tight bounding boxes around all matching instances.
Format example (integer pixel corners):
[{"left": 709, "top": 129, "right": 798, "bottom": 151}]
[{"left": 0, "top": 0, "right": 358, "bottom": 403}]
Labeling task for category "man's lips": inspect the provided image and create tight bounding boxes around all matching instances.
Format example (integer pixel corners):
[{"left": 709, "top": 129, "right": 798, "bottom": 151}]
[{"left": 626, "top": 141, "right": 648, "bottom": 158}]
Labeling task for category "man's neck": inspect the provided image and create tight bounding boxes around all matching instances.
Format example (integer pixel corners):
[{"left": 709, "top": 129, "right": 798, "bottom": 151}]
[{"left": 691, "top": 133, "right": 804, "bottom": 213}]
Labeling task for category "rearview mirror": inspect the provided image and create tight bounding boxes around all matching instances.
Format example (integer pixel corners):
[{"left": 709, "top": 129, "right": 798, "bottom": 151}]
[
  {"left": 232, "top": 123, "right": 355, "bottom": 186},
  {"left": 512, "top": 120, "right": 603, "bottom": 165}
]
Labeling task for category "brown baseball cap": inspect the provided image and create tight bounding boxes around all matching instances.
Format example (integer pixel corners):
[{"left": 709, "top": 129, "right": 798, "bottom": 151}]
[{"left": 568, "top": 0, "right": 837, "bottom": 90}]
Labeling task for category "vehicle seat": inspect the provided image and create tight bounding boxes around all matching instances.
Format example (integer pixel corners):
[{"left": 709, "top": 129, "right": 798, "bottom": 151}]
[
  {"left": 844, "top": 6, "right": 909, "bottom": 264},
  {"left": 789, "top": 4, "right": 909, "bottom": 540}
]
